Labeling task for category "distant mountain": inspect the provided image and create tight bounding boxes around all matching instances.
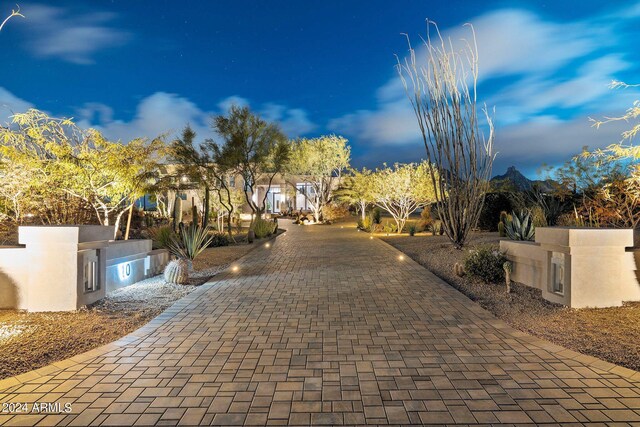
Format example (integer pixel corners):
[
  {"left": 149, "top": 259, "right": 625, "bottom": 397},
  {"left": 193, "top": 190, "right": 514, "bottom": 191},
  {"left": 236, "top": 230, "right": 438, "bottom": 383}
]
[{"left": 490, "top": 166, "right": 555, "bottom": 192}]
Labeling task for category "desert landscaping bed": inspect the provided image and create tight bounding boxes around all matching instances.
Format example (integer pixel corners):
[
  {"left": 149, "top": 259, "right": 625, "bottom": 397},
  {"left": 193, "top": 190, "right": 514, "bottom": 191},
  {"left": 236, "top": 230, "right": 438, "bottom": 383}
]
[
  {"left": 381, "top": 232, "right": 640, "bottom": 372},
  {"left": 0, "top": 233, "right": 280, "bottom": 380}
]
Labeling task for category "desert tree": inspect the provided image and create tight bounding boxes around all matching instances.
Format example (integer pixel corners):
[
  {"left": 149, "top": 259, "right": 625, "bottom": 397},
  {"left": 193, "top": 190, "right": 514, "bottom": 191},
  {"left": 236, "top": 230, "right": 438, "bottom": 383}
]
[
  {"left": 0, "top": 160, "right": 30, "bottom": 222},
  {"left": 590, "top": 81, "right": 639, "bottom": 147},
  {"left": 171, "top": 125, "right": 240, "bottom": 240},
  {"left": 567, "top": 80, "right": 640, "bottom": 228},
  {"left": 0, "top": 109, "right": 94, "bottom": 224},
  {"left": 369, "top": 162, "right": 438, "bottom": 234},
  {"left": 171, "top": 126, "right": 213, "bottom": 227},
  {"left": 0, "top": 109, "right": 165, "bottom": 237},
  {"left": 211, "top": 105, "right": 290, "bottom": 225},
  {"left": 334, "top": 168, "right": 374, "bottom": 221},
  {"left": 287, "top": 135, "right": 351, "bottom": 222},
  {"left": 396, "top": 22, "right": 495, "bottom": 248}
]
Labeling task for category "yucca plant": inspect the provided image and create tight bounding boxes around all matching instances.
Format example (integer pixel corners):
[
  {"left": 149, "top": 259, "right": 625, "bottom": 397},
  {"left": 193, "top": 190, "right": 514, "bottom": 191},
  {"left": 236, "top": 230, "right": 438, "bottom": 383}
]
[
  {"left": 505, "top": 210, "right": 535, "bottom": 241},
  {"left": 167, "top": 223, "right": 214, "bottom": 262}
]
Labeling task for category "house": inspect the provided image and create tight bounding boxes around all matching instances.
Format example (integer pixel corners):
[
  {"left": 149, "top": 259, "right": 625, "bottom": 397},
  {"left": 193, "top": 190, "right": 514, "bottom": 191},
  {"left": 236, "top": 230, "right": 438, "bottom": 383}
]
[{"left": 135, "top": 165, "right": 321, "bottom": 222}]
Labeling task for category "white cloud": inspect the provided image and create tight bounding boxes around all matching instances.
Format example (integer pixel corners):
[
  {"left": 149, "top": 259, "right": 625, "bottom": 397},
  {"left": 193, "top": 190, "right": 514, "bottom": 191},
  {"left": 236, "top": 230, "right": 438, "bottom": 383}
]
[
  {"left": 217, "top": 96, "right": 249, "bottom": 112},
  {"left": 20, "top": 4, "right": 130, "bottom": 64},
  {"left": 76, "top": 92, "right": 213, "bottom": 143},
  {"left": 328, "top": 5, "right": 640, "bottom": 173},
  {"left": 260, "top": 103, "right": 317, "bottom": 136},
  {"left": 73, "top": 92, "right": 318, "bottom": 143}
]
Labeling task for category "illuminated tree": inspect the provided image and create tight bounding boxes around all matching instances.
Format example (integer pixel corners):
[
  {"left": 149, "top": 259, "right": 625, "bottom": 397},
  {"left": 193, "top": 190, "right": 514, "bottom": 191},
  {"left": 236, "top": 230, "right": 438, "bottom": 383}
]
[
  {"left": 171, "top": 125, "right": 242, "bottom": 240},
  {"left": 397, "top": 23, "right": 495, "bottom": 248},
  {"left": 0, "top": 109, "right": 165, "bottom": 236},
  {"left": 335, "top": 168, "right": 374, "bottom": 221},
  {"left": 591, "top": 81, "right": 639, "bottom": 148},
  {"left": 212, "top": 105, "right": 290, "bottom": 225},
  {"left": 369, "top": 162, "right": 438, "bottom": 234},
  {"left": 287, "top": 135, "right": 350, "bottom": 222},
  {"left": 0, "top": 161, "right": 30, "bottom": 222}
]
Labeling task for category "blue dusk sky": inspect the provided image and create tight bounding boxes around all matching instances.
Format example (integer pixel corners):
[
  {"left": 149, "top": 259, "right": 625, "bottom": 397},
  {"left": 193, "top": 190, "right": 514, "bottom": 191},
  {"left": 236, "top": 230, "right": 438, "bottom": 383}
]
[{"left": 0, "top": 0, "right": 639, "bottom": 177}]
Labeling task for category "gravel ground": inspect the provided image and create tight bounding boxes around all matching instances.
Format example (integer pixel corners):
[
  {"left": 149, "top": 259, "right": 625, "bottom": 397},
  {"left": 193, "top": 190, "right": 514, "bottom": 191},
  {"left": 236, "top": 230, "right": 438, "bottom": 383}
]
[
  {"left": 0, "top": 235, "right": 275, "bottom": 380},
  {"left": 381, "top": 231, "right": 640, "bottom": 372}
]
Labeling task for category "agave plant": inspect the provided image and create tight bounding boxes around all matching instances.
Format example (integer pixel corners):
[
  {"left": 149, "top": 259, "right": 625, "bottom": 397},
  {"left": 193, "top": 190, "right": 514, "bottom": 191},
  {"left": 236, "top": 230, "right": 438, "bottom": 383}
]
[
  {"left": 505, "top": 210, "right": 535, "bottom": 241},
  {"left": 167, "top": 223, "right": 214, "bottom": 261}
]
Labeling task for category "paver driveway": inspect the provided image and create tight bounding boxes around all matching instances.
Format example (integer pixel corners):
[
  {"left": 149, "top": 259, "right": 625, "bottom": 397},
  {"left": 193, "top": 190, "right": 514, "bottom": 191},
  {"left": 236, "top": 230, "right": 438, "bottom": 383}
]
[{"left": 1, "top": 221, "right": 640, "bottom": 426}]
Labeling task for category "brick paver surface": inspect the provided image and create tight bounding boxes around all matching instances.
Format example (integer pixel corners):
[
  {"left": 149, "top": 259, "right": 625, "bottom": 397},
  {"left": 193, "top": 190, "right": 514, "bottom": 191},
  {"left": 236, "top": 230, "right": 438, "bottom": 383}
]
[{"left": 1, "top": 221, "right": 640, "bottom": 426}]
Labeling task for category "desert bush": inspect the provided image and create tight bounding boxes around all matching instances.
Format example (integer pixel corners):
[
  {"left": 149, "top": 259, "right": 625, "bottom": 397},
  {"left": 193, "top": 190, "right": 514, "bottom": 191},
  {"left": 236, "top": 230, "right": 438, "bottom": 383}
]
[
  {"left": 477, "top": 192, "right": 517, "bottom": 231},
  {"left": 148, "top": 225, "right": 174, "bottom": 250},
  {"left": 418, "top": 207, "right": 433, "bottom": 231},
  {"left": 322, "top": 202, "right": 350, "bottom": 222},
  {"left": 531, "top": 205, "right": 548, "bottom": 227},
  {"left": 464, "top": 245, "right": 508, "bottom": 283},
  {"left": 208, "top": 232, "right": 230, "bottom": 247},
  {"left": 371, "top": 207, "right": 382, "bottom": 225},
  {"left": 556, "top": 211, "right": 579, "bottom": 226},
  {"left": 253, "top": 218, "right": 276, "bottom": 239},
  {"left": 407, "top": 223, "right": 417, "bottom": 236}
]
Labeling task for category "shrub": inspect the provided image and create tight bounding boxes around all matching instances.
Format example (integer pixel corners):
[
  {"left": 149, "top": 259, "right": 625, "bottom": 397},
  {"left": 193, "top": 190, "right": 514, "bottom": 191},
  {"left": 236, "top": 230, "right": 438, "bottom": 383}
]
[
  {"left": 531, "top": 205, "right": 548, "bottom": 227},
  {"left": 372, "top": 208, "right": 382, "bottom": 225},
  {"left": 322, "top": 203, "right": 350, "bottom": 222},
  {"left": 407, "top": 223, "right": 417, "bottom": 236},
  {"left": 418, "top": 207, "right": 433, "bottom": 231},
  {"left": 382, "top": 220, "right": 397, "bottom": 234},
  {"left": 506, "top": 210, "right": 535, "bottom": 241},
  {"left": 477, "top": 192, "right": 516, "bottom": 231},
  {"left": 208, "top": 232, "right": 230, "bottom": 247},
  {"left": 358, "top": 215, "right": 372, "bottom": 232},
  {"left": 148, "top": 225, "right": 174, "bottom": 250},
  {"left": 167, "top": 224, "right": 214, "bottom": 260},
  {"left": 556, "top": 211, "right": 579, "bottom": 226},
  {"left": 464, "top": 245, "right": 508, "bottom": 283},
  {"left": 253, "top": 218, "right": 276, "bottom": 239}
]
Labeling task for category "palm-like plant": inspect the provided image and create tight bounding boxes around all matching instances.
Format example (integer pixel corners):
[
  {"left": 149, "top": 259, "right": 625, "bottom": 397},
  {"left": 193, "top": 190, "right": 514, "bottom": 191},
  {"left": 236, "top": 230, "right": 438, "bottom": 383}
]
[
  {"left": 167, "top": 223, "right": 214, "bottom": 261},
  {"left": 505, "top": 210, "right": 535, "bottom": 241}
]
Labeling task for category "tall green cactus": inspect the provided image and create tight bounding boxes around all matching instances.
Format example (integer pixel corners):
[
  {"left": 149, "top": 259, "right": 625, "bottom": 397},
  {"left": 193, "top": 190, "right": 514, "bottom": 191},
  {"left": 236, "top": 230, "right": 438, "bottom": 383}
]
[
  {"left": 192, "top": 205, "right": 199, "bottom": 226},
  {"left": 172, "top": 194, "right": 182, "bottom": 232}
]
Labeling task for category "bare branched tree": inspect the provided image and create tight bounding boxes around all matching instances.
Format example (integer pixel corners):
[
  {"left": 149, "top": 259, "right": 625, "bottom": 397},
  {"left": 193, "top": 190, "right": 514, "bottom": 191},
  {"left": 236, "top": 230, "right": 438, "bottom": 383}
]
[
  {"left": 0, "top": 5, "right": 24, "bottom": 32},
  {"left": 396, "top": 22, "right": 495, "bottom": 249}
]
